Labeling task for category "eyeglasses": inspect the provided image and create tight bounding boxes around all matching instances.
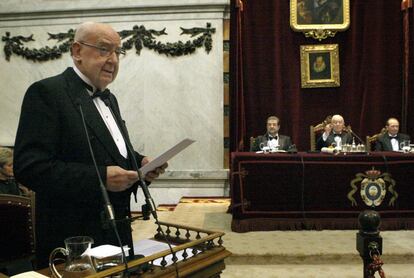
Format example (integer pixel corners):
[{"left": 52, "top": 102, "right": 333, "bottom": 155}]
[{"left": 77, "top": 41, "right": 126, "bottom": 57}]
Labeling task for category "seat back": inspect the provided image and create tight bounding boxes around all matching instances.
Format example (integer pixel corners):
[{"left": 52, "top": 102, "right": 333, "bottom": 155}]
[
  {"left": 310, "top": 116, "right": 332, "bottom": 151},
  {"left": 250, "top": 136, "right": 257, "bottom": 151},
  {"left": 0, "top": 193, "right": 35, "bottom": 274},
  {"left": 366, "top": 128, "right": 386, "bottom": 151}
]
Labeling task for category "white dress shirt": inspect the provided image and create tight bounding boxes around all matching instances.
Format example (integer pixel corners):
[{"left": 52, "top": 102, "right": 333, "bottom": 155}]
[
  {"left": 389, "top": 134, "right": 399, "bottom": 152},
  {"left": 268, "top": 134, "right": 279, "bottom": 150},
  {"left": 73, "top": 66, "right": 128, "bottom": 158}
]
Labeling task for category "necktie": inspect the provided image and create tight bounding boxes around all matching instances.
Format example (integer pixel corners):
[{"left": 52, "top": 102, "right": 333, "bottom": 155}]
[{"left": 269, "top": 135, "right": 278, "bottom": 140}]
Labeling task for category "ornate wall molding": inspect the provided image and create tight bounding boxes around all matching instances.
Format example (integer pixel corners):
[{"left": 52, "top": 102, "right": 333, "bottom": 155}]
[{"left": 2, "top": 23, "right": 215, "bottom": 62}]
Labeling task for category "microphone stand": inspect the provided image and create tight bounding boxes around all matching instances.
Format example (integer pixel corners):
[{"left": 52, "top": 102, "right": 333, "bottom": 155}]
[
  {"left": 103, "top": 98, "right": 180, "bottom": 278},
  {"left": 77, "top": 100, "right": 130, "bottom": 276},
  {"left": 348, "top": 128, "right": 365, "bottom": 145}
]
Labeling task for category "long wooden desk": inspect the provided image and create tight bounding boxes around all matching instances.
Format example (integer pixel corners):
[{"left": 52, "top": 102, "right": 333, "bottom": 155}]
[{"left": 230, "top": 152, "right": 414, "bottom": 232}]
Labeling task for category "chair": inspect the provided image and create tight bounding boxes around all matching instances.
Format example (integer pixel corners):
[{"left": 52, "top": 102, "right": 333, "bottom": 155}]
[
  {"left": 309, "top": 115, "right": 332, "bottom": 151},
  {"left": 309, "top": 115, "right": 352, "bottom": 151},
  {"left": 0, "top": 193, "right": 36, "bottom": 275},
  {"left": 366, "top": 128, "right": 386, "bottom": 152},
  {"left": 249, "top": 136, "right": 257, "bottom": 151}
]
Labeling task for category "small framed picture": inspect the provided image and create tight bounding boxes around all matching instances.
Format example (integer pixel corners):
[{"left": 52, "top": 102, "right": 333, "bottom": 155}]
[
  {"left": 290, "top": 0, "right": 350, "bottom": 40},
  {"left": 300, "top": 44, "right": 340, "bottom": 88}
]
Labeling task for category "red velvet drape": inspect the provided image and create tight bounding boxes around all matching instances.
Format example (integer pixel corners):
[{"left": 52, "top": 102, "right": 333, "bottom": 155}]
[{"left": 230, "top": 0, "right": 414, "bottom": 152}]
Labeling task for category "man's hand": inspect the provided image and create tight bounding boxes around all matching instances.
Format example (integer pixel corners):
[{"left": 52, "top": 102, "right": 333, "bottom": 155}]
[
  {"left": 106, "top": 166, "right": 138, "bottom": 192},
  {"left": 141, "top": 157, "right": 168, "bottom": 182}
]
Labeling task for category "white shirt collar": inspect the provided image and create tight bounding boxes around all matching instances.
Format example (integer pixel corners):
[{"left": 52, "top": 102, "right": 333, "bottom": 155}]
[{"left": 73, "top": 65, "right": 96, "bottom": 94}]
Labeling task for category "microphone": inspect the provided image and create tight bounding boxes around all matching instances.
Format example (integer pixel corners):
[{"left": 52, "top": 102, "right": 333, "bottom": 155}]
[
  {"left": 102, "top": 97, "right": 180, "bottom": 278},
  {"left": 101, "top": 98, "right": 158, "bottom": 219},
  {"left": 76, "top": 99, "right": 129, "bottom": 275},
  {"left": 347, "top": 128, "right": 364, "bottom": 145},
  {"left": 287, "top": 144, "right": 297, "bottom": 153}
]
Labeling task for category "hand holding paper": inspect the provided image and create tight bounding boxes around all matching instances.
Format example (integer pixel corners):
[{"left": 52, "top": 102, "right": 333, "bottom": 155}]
[
  {"left": 139, "top": 138, "right": 195, "bottom": 178},
  {"left": 142, "top": 158, "right": 168, "bottom": 182}
]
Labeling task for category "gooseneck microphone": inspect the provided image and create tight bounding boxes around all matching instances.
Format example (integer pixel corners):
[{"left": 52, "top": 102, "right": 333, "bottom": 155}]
[
  {"left": 101, "top": 97, "right": 158, "bottom": 220},
  {"left": 76, "top": 99, "right": 130, "bottom": 276},
  {"left": 348, "top": 128, "right": 365, "bottom": 145},
  {"left": 102, "top": 96, "right": 179, "bottom": 278}
]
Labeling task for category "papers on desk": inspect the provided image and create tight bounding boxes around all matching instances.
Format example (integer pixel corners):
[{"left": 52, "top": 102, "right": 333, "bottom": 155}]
[
  {"left": 133, "top": 239, "right": 194, "bottom": 266},
  {"left": 10, "top": 272, "right": 48, "bottom": 278},
  {"left": 86, "top": 244, "right": 130, "bottom": 259},
  {"left": 139, "top": 139, "right": 195, "bottom": 176},
  {"left": 256, "top": 149, "right": 287, "bottom": 154}
]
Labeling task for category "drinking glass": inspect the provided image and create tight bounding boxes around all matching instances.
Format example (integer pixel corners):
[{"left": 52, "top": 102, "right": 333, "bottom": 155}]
[
  {"left": 259, "top": 142, "right": 270, "bottom": 153},
  {"left": 400, "top": 140, "right": 411, "bottom": 153}
]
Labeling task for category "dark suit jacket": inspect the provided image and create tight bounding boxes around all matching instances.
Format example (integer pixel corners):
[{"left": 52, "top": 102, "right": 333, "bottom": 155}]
[
  {"left": 375, "top": 133, "right": 411, "bottom": 151},
  {"left": 316, "top": 131, "right": 353, "bottom": 150},
  {"left": 14, "top": 67, "right": 144, "bottom": 268},
  {"left": 250, "top": 133, "right": 296, "bottom": 152}
]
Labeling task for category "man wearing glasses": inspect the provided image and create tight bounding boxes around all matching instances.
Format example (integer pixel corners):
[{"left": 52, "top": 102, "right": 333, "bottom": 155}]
[{"left": 14, "top": 22, "right": 166, "bottom": 268}]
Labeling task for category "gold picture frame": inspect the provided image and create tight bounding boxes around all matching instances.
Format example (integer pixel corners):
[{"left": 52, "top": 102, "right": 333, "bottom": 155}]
[
  {"left": 300, "top": 44, "right": 340, "bottom": 88},
  {"left": 290, "top": 0, "right": 350, "bottom": 40}
]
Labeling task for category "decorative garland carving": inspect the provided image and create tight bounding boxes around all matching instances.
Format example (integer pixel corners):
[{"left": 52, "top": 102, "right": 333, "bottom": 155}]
[
  {"left": 2, "top": 23, "right": 215, "bottom": 62},
  {"left": 304, "top": 29, "right": 337, "bottom": 41}
]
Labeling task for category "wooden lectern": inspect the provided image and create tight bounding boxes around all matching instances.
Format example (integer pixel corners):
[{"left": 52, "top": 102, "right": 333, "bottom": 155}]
[{"left": 40, "top": 221, "right": 231, "bottom": 278}]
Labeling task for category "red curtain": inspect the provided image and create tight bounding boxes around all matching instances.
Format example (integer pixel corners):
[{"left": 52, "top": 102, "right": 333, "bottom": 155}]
[
  {"left": 403, "top": 0, "right": 414, "bottom": 135},
  {"left": 230, "top": 0, "right": 414, "bottom": 152}
]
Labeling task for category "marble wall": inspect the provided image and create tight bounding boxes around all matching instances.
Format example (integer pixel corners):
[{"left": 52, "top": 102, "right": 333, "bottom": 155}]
[{"left": 0, "top": 0, "right": 230, "bottom": 209}]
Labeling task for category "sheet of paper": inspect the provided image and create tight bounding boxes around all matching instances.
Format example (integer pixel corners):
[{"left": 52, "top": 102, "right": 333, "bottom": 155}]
[
  {"left": 133, "top": 239, "right": 173, "bottom": 256},
  {"left": 10, "top": 272, "right": 48, "bottom": 278},
  {"left": 139, "top": 138, "right": 195, "bottom": 176},
  {"left": 86, "top": 244, "right": 130, "bottom": 259},
  {"left": 133, "top": 239, "right": 194, "bottom": 267}
]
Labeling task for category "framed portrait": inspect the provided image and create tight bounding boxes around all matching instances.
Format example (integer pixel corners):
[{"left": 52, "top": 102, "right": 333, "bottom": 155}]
[
  {"left": 290, "top": 0, "right": 350, "bottom": 40},
  {"left": 300, "top": 44, "right": 340, "bottom": 88}
]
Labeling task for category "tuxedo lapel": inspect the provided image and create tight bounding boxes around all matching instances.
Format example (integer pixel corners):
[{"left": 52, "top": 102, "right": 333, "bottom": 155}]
[
  {"left": 107, "top": 97, "right": 133, "bottom": 147},
  {"left": 341, "top": 133, "right": 347, "bottom": 144},
  {"left": 278, "top": 136, "right": 286, "bottom": 149},
  {"left": 63, "top": 68, "right": 127, "bottom": 166},
  {"left": 384, "top": 136, "right": 394, "bottom": 151}
]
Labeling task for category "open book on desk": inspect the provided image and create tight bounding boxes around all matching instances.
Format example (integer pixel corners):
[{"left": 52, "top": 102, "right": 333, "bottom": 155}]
[{"left": 139, "top": 138, "right": 195, "bottom": 176}]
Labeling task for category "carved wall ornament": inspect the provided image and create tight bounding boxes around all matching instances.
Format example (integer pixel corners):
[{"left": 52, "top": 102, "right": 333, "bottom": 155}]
[{"left": 2, "top": 23, "right": 215, "bottom": 62}]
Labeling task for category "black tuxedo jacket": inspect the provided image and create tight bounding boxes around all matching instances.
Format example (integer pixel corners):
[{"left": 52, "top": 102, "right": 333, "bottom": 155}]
[
  {"left": 251, "top": 133, "right": 295, "bottom": 152},
  {"left": 375, "top": 133, "right": 411, "bottom": 151},
  {"left": 316, "top": 131, "right": 353, "bottom": 150},
  {"left": 14, "top": 67, "right": 144, "bottom": 268}
]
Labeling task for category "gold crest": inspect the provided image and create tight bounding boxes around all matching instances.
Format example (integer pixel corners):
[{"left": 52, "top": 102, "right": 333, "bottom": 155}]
[{"left": 348, "top": 168, "right": 398, "bottom": 207}]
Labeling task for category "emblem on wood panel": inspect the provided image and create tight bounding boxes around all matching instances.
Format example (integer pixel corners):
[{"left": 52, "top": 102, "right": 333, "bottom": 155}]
[{"left": 348, "top": 168, "right": 398, "bottom": 207}]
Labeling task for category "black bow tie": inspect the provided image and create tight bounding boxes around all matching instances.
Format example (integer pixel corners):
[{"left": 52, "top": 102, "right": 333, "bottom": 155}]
[
  {"left": 269, "top": 135, "right": 278, "bottom": 140},
  {"left": 333, "top": 133, "right": 341, "bottom": 138},
  {"left": 80, "top": 79, "right": 110, "bottom": 101},
  {"left": 389, "top": 135, "right": 398, "bottom": 139},
  {"left": 92, "top": 89, "right": 110, "bottom": 101}
]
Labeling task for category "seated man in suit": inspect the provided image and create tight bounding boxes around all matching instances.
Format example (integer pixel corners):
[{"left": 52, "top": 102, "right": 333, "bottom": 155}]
[
  {"left": 375, "top": 118, "right": 410, "bottom": 151},
  {"left": 250, "top": 116, "right": 296, "bottom": 152},
  {"left": 316, "top": 114, "right": 353, "bottom": 150}
]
